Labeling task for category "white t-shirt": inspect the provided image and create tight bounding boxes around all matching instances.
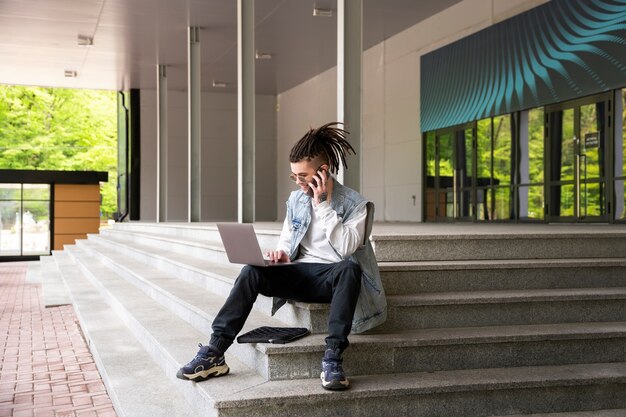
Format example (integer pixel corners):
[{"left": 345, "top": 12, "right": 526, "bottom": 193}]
[{"left": 276, "top": 200, "right": 367, "bottom": 263}]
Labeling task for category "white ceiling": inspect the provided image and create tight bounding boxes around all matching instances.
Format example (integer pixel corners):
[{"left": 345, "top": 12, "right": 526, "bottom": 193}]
[{"left": 0, "top": 0, "right": 461, "bottom": 94}]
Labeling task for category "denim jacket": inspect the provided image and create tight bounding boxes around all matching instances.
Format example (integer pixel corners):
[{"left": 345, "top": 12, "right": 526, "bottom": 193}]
[{"left": 271, "top": 180, "right": 387, "bottom": 334}]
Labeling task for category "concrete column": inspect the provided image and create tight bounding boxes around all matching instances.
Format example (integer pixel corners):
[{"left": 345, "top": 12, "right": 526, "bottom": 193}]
[
  {"left": 337, "top": 0, "right": 362, "bottom": 191},
  {"left": 237, "top": 0, "right": 255, "bottom": 223},
  {"left": 188, "top": 26, "right": 201, "bottom": 222},
  {"left": 156, "top": 64, "right": 168, "bottom": 223}
]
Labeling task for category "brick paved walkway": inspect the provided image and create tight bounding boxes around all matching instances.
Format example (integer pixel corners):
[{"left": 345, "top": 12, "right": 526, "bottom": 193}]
[{"left": 0, "top": 262, "right": 118, "bottom": 417}]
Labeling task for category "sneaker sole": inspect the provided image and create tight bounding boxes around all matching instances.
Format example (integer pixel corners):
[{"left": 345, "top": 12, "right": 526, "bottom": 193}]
[
  {"left": 180, "top": 364, "right": 230, "bottom": 382},
  {"left": 320, "top": 372, "right": 350, "bottom": 391}
]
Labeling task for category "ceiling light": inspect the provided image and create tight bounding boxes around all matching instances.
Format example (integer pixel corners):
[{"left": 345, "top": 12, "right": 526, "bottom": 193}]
[
  {"left": 77, "top": 35, "right": 94, "bottom": 47},
  {"left": 212, "top": 81, "right": 227, "bottom": 88},
  {"left": 64, "top": 70, "right": 78, "bottom": 78},
  {"left": 313, "top": 7, "right": 333, "bottom": 17},
  {"left": 255, "top": 51, "right": 272, "bottom": 60}
]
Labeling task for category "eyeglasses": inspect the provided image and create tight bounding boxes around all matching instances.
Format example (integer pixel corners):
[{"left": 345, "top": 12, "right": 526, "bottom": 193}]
[{"left": 289, "top": 165, "right": 326, "bottom": 183}]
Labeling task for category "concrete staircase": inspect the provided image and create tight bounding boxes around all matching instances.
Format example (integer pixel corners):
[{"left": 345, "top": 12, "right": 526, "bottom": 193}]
[{"left": 41, "top": 222, "right": 626, "bottom": 416}]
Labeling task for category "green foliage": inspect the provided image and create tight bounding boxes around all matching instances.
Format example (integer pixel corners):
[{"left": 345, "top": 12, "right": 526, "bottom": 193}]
[{"left": 0, "top": 85, "right": 117, "bottom": 218}]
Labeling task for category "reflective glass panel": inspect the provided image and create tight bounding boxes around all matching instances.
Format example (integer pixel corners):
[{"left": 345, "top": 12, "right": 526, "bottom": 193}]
[
  {"left": 485, "top": 188, "right": 496, "bottom": 221},
  {"left": 23, "top": 184, "right": 50, "bottom": 201},
  {"left": 580, "top": 103, "right": 602, "bottom": 181},
  {"left": 559, "top": 184, "right": 575, "bottom": 217},
  {"left": 0, "top": 201, "right": 21, "bottom": 256},
  {"left": 560, "top": 108, "right": 575, "bottom": 182},
  {"left": 426, "top": 131, "right": 436, "bottom": 177},
  {"left": 528, "top": 108, "right": 544, "bottom": 184},
  {"left": 457, "top": 188, "right": 474, "bottom": 218},
  {"left": 580, "top": 182, "right": 604, "bottom": 218},
  {"left": 22, "top": 200, "right": 50, "bottom": 255},
  {"left": 493, "top": 115, "right": 511, "bottom": 185},
  {"left": 622, "top": 89, "right": 626, "bottom": 177},
  {"left": 477, "top": 118, "right": 492, "bottom": 186},
  {"left": 616, "top": 180, "right": 626, "bottom": 220},
  {"left": 425, "top": 188, "right": 437, "bottom": 221},
  {"left": 519, "top": 185, "right": 544, "bottom": 220},
  {"left": 476, "top": 188, "right": 489, "bottom": 220},
  {"left": 437, "top": 133, "right": 454, "bottom": 177},
  {"left": 463, "top": 128, "right": 473, "bottom": 187},
  {"left": 446, "top": 190, "right": 454, "bottom": 218},
  {"left": 0, "top": 184, "right": 21, "bottom": 201},
  {"left": 494, "top": 187, "right": 512, "bottom": 220}
]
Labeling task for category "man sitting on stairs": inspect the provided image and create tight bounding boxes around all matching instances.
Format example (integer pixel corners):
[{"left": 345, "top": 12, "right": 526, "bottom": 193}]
[{"left": 177, "top": 122, "right": 387, "bottom": 391}]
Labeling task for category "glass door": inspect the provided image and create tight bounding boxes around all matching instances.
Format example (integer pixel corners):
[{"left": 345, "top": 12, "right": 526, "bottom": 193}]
[
  {"left": 424, "top": 125, "right": 476, "bottom": 221},
  {"left": 546, "top": 93, "right": 611, "bottom": 222}
]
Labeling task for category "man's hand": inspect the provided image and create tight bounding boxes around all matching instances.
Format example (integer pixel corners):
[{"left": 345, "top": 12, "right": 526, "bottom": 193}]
[
  {"left": 308, "top": 168, "right": 333, "bottom": 206},
  {"left": 266, "top": 250, "right": 290, "bottom": 264}
]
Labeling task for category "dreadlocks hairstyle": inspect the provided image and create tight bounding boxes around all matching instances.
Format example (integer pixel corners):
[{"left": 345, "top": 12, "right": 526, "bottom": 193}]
[{"left": 289, "top": 122, "right": 356, "bottom": 174}]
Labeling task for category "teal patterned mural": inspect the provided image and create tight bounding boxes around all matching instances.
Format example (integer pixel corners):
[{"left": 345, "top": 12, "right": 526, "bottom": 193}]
[{"left": 421, "top": 0, "right": 626, "bottom": 132}]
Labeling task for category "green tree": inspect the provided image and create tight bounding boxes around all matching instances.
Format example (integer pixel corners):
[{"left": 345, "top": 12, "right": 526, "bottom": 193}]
[{"left": 0, "top": 85, "right": 117, "bottom": 218}]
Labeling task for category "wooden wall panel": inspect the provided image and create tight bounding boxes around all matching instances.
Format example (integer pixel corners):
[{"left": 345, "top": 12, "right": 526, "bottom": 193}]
[
  {"left": 54, "top": 201, "right": 100, "bottom": 218},
  {"left": 54, "top": 234, "right": 87, "bottom": 251},
  {"left": 53, "top": 184, "right": 102, "bottom": 250},
  {"left": 55, "top": 218, "right": 101, "bottom": 234},
  {"left": 55, "top": 184, "right": 101, "bottom": 202}
]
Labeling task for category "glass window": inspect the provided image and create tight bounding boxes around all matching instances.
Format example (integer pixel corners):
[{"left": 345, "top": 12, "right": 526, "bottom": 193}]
[
  {"left": 477, "top": 118, "right": 492, "bottom": 186},
  {"left": 22, "top": 200, "right": 50, "bottom": 255},
  {"left": 519, "top": 185, "right": 544, "bottom": 220},
  {"left": 493, "top": 115, "right": 512, "bottom": 185},
  {"left": 23, "top": 184, "right": 50, "bottom": 201},
  {"left": 463, "top": 127, "right": 473, "bottom": 187},
  {"left": 560, "top": 108, "right": 575, "bottom": 182},
  {"left": 559, "top": 184, "right": 575, "bottom": 217},
  {"left": 528, "top": 108, "right": 544, "bottom": 184},
  {"left": 581, "top": 182, "right": 604, "bottom": 218},
  {"left": 437, "top": 133, "right": 454, "bottom": 177},
  {"left": 0, "top": 183, "right": 50, "bottom": 256},
  {"left": 622, "top": 89, "right": 626, "bottom": 177},
  {"left": 0, "top": 201, "right": 21, "bottom": 256},
  {"left": 476, "top": 188, "right": 489, "bottom": 220},
  {"left": 493, "top": 187, "right": 513, "bottom": 220},
  {"left": 0, "top": 184, "right": 21, "bottom": 200},
  {"left": 426, "top": 131, "right": 436, "bottom": 178},
  {"left": 616, "top": 180, "right": 626, "bottom": 220}
]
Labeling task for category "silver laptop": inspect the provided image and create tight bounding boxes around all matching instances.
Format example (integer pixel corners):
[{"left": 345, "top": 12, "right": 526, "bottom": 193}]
[{"left": 216, "top": 223, "right": 274, "bottom": 267}]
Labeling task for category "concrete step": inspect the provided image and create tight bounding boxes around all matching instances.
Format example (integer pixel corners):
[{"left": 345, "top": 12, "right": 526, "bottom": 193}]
[
  {"left": 39, "top": 252, "right": 626, "bottom": 416},
  {"left": 380, "top": 258, "right": 626, "bottom": 295},
  {"left": 108, "top": 222, "right": 224, "bottom": 242},
  {"left": 65, "top": 241, "right": 310, "bottom": 379},
  {"left": 380, "top": 288, "right": 626, "bottom": 331},
  {"left": 80, "top": 234, "right": 329, "bottom": 332},
  {"left": 496, "top": 410, "right": 626, "bottom": 417},
  {"left": 99, "top": 228, "right": 231, "bottom": 265},
  {"left": 80, "top": 234, "right": 626, "bottom": 332},
  {"left": 97, "top": 227, "right": 626, "bottom": 299},
  {"left": 104, "top": 224, "right": 281, "bottom": 260},
  {"left": 39, "top": 255, "right": 72, "bottom": 307},
  {"left": 372, "top": 230, "right": 626, "bottom": 262},
  {"left": 64, "top": 240, "right": 626, "bottom": 381},
  {"left": 46, "top": 251, "right": 201, "bottom": 417},
  {"left": 194, "top": 362, "right": 626, "bottom": 417}
]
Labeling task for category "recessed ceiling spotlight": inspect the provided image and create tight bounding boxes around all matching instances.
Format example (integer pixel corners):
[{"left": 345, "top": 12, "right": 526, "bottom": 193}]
[
  {"left": 64, "top": 70, "right": 78, "bottom": 78},
  {"left": 255, "top": 51, "right": 272, "bottom": 60},
  {"left": 77, "top": 35, "right": 94, "bottom": 47},
  {"left": 212, "top": 81, "right": 227, "bottom": 88},
  {"left": 313, "top": 7, "right": 333, "bottom": 17}
]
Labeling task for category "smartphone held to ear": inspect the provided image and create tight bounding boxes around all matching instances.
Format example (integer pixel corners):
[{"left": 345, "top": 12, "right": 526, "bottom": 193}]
[{"left": 306, "top": 168, "right": 327, "bottom": 197}]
